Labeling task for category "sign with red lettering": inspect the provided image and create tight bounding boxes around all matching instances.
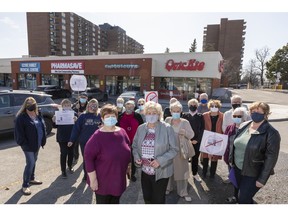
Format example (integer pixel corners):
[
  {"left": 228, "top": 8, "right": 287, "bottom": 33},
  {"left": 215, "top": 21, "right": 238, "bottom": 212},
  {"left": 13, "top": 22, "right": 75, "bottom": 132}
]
[
  {"left": 51, "top": 61, "right": 85, "bottom": 74},
  {"left": 165, "top": 59, "right": 205, "bottom": 72}
]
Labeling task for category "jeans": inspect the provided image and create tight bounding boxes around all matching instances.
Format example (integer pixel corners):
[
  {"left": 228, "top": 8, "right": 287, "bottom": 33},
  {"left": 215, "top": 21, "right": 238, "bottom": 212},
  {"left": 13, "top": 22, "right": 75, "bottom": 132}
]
[
  {"left": 234, "top": 166, "right": 260, "bottom": 204},
  {"left": 22, "top": 151, "right": 39, "bottom": 188},
  {"left": 58, "top": 142, "right": 74, "bottom": 172},
  {"left": 141, "top": 171, "right": 169, "bottom": 204}
]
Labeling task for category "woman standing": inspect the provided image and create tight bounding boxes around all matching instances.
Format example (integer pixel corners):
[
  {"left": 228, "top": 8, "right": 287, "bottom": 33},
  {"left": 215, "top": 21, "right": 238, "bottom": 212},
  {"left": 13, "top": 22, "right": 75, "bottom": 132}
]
[
  {"left": 230, "top": 102, "right": 280, "bottom": 204},
  {"left": 201, "top": 99, "right": 224, "bottom": 178},
  {"left": 182, "top": 98, "right": 205, "bottom": 182},
  {"left": 84, "top": 104, "right": 131, "bottom": 204},
  {"left": 135, "top": 98, "right": 146, "bottom": 122},
  {"left": 165, "top": 101, "right": 194, "bottom": 202},
  {"left": 14, "top": 97, "right": 46, "bottom": 195},
  {"left": 132, "top": 101, "right": 178, "bottom": 204},
  {"left": 69, "top": 99, "right": 102, "bottom": 182}
]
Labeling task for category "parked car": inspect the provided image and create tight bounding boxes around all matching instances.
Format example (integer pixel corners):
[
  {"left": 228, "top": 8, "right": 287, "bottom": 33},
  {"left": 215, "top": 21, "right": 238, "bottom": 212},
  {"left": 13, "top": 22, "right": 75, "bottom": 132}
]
[
  {"left": 118, "top": 91, "right": 144, "bottom": 106},
  {"left": 0, "top": 90, "right": 59, "bottom": 135},
  {"left": 34, "top": 85, "right": 71, "bottom": 99},
  {"left": 71, "top": 87, "right": 108, "bottom": 102}
]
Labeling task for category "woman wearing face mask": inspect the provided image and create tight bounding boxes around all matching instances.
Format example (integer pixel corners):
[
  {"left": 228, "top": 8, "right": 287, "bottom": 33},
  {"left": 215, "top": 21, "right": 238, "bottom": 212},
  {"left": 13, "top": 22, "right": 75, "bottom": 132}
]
[
  {"left": 165, "top": 101, "right": 195, "bottom": 202},
  {"left": 229, "top": 102, "right": 280, "bottom": 204},
  {"left": 182, "top": 99, "right": 205, "bottom": 182},
  {"left": 201, "top": 99, "right": 224, "bottom": 178},
  {"left": 68, "top": 99, "right": 102, "bottom": 182},
  {"left": 52, "top": 99, "right": 77, "bottom": 179},
  {"left": 84, "top": 104, "right": 131, "bottom": 204},
  {"left": 116, "top": 97, "right": 126, "bottom": 114},
  {"left": 197, "top": 93, "right": 209, "bottom": 114},
  {"left": 135, "top": 98, "right": 146, "bottom": 122},
  {"left": 14, "top": 97, "right": 47, "bottom": 196},
  {"left": 223, "top": 107, "right": 248, "bottom": 203},
  {"left": 132, "top": 101, "right": 178, "bottom": 204}
]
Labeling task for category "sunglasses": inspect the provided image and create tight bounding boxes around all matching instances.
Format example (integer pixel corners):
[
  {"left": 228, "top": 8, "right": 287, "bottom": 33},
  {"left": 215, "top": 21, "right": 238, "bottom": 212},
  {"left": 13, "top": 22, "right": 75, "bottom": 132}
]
[
  {"left": 233, "top": 115, "right": 242, "bottom": 118},
  {"left": 138, "top": 104, "right": 144, "bottom": 106}
]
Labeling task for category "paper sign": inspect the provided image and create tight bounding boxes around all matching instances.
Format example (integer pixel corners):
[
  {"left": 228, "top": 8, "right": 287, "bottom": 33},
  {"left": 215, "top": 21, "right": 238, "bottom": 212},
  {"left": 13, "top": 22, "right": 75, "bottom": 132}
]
[
  {"left": 200, "top": 130, "right": 228, "bottom": 156},
  {"left": 70, "top": 75, "right": 87, "bottom": 91},
  {"left": 55, "top": 110, "right": 75, "bottom": 125}
]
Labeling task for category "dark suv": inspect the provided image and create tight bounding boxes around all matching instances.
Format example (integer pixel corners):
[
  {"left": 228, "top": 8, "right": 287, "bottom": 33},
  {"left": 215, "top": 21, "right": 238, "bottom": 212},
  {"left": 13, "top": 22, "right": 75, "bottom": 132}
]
[{"left": 0, "top": 90, "right": 59, "bottom": 135}]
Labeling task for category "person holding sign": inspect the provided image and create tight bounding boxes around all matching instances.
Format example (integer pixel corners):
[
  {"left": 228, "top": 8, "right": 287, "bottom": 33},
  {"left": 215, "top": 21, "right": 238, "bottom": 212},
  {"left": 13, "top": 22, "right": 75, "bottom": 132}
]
[
  {"left": 52, "top": 99, "right": 77, "bottom": 179},
  {"left": 201, "top": 99, "right": 224, "bottom": 178}
]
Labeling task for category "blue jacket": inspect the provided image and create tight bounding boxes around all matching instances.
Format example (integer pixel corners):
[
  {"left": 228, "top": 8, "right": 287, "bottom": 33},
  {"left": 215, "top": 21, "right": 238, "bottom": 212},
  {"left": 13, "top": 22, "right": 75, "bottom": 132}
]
[
  {"left": 69, "top": 112, "right": 102, "bottom": 146},
  {"left": 14, "top": 113, "right": 47, "bottom": 152}
]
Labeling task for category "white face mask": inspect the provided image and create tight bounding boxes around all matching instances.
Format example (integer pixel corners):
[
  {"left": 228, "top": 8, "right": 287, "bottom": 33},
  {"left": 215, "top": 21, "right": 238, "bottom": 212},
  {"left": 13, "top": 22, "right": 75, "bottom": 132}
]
[
  {"left": 210, "top": 107, "right": 219, "bottom": 112},
  {"left": 145, "top": 114, "right": 158, "bottom": 124},
  {"left": 117, "top": 103, "right": 123, "bottom": 108}
]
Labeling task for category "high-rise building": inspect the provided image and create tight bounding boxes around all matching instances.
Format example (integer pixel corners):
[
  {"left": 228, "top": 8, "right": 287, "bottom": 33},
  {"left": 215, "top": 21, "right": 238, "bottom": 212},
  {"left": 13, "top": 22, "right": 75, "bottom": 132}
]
[
  {"left": 202, "top": 18, "right": 246, "bottom": 86},
  {"left": 27, "top": 13, "right": 144, "bottom": 57},
  {"left": 99, "top": 23, "right": 144, "bottom": 54}
]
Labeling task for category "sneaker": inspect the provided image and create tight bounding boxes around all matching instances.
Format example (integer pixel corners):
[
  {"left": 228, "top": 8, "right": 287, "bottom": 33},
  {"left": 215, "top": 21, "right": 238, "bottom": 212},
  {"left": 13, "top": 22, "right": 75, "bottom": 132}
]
[
  {"left": 193, "top": 174, "right": 202, "bottom": 182},
  {"left": 225, "top": 196, "right": 237, "bottom": 203},
  {"left": 62, "top": 172, "right": 67, "bottom": 179},
  {"left": 68, "top": 167, "right": 74, "bottom": 174},
  {"left": 22, "top": 187, "right": 31, "bottom": 195},
  {"left": 184, "top": 196, "right": 192, "bottom": 202},
  {"left": 29, "top": 179, "right": 42, "bottom": 185}
]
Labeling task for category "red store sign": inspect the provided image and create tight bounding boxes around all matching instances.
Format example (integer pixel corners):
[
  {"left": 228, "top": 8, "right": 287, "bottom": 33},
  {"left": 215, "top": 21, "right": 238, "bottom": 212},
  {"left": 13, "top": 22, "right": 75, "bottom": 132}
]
[{"left": 165, "top": 59, "right": 205, "bottom": 72}]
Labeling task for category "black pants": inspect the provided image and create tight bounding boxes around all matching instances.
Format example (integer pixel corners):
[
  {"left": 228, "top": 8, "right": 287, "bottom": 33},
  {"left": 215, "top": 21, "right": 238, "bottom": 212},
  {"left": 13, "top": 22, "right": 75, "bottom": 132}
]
[
  {"left": 58, "top": 142, "right": 74, "bottom": 173},
  {"left": 191, "top": 142, "right": 201, "bottom": 175},
  {"left": 131, "top": 150, "right": 136, "bottom": 177},
  {"left": 73, "top": 140, "right": 80, "bottom": 160},
  {"left": 141, "top": 171, "right": 169, "bottom": 204},
  {"left": 80, "top": 143, "right": 87, "bottom": 179},
  {"left": 95, "top": 193, "right": 120, "bottom": 204}
]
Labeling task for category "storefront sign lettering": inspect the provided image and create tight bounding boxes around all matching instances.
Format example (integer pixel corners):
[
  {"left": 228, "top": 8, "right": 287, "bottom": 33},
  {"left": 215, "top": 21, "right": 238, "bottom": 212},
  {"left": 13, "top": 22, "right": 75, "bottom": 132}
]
[
  {"left": 104, "top": 64, "right": 140, "bottom": 69},
  {"left": 20, "top": 62, "right": 41, "bottom": 73},
  {"left": 165, "top": 59, "right": 205, "bottom": 72},
  {"left": 51, "top": 62, "right": 85, "bottom": 74}
]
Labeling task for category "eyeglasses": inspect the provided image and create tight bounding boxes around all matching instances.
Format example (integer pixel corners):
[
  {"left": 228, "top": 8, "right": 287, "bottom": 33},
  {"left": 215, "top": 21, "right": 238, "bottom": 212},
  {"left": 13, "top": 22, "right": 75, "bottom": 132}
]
[
  {"left": 138, "top": 104, "right": 144, "bottom": 106},
  {"left": 233, "top": 115, "right": 242, "bottom": 118},
  {"left": 211, "top": 105, "right": 218, "bottom": 108}
]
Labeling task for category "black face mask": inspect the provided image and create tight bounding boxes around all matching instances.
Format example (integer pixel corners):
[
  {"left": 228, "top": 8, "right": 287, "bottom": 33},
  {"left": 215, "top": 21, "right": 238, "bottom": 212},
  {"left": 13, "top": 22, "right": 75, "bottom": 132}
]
[
  {"left": 232, "top": 104, "right": 241, "bottom": 110},
  {"left": 26, "top": 104, "right": 36, "bottom": 112},
  {"left": 189, "top": 105, "right": 197, "bottom": 112}
]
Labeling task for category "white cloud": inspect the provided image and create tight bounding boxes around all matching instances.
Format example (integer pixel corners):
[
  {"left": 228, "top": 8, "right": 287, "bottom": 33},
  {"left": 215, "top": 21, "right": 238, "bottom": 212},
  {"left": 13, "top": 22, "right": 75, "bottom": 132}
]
[{"left": 0, "top": 16, "right": 20, "bottom": 29}]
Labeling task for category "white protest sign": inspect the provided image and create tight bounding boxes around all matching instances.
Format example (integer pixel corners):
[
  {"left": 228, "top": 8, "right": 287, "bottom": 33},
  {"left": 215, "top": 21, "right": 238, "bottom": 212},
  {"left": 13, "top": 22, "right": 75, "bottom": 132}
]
[
  {"left": 55, "top": 110, "right": 75, "bottom": 125},
  {"left": 70, "top": 75, "right": 87, "bottom": 91},
  {"left": 145, "top": 91, "right": 158, "bottom": 103},
  {"left": 200, "top": 130, "right": 228, "bottom": 156}
]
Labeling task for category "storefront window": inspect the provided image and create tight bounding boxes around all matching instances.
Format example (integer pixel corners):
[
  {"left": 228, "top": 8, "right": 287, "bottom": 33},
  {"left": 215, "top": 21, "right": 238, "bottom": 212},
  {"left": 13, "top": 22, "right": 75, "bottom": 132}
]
[
  {"left": 18, "top": 73, "right": 37, "bottom": 90},
  {"left": 41, "top": 74, "right": 64, "bottom": 87},
  {"left": 106, "top": 75, "right": 140, "bottom": 96},
  {"left": 0, "top": 74, "right": 12, "bottom": 87},
  {"left": 87, "top": 75, "right": 99, "bottom": 88}
]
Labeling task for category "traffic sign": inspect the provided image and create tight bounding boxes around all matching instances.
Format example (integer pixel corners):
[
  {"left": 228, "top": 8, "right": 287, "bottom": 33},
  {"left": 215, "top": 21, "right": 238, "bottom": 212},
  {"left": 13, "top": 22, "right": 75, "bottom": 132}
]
[{"left": 145, "top": 91, "right": 158, "bottom": 103}]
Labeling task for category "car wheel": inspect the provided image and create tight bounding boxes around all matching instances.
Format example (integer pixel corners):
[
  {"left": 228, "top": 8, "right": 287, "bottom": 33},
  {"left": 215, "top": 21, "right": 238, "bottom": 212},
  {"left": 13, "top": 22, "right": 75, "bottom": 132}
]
[{"left": 44, "top": 117, "right": 53, "bottom": 135}]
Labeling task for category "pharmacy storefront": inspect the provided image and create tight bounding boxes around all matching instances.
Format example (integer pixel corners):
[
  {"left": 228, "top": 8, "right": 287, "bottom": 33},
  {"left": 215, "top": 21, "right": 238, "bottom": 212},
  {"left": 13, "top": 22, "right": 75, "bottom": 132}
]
[{"left": 150, "top": 52, "right": 223, "bottom": 100}]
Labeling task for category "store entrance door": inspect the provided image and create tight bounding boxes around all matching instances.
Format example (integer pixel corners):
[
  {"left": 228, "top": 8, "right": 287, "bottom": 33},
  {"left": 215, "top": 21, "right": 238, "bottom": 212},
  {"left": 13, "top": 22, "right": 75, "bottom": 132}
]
[{"left": 116, "top": 76, "right": 123, "bottom": 95}]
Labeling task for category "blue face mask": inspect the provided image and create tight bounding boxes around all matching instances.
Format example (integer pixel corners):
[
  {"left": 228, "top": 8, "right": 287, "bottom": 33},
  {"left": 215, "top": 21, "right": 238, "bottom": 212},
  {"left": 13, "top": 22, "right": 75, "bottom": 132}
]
[
  {"left": 145, "top": 115, "right": 158, "bottom": 124},
  {"left": 103, "top": 116, "right": 117, "bottom": 127},
  {"left": 251, "top": 112, "right": 265, "bottom": 123},
  {"left": 79, "top": 98, "right": 87, "bottom": 103},
  {"left": 171, "top": 112, "right": 181, "bottom": 119},
  {"left": 200, "top": 99, "right": 208, "bottom": 104},
  {"left": 138, "top": 105, "right": 144, "bottom": 111},
  {"left": 232, "top": 117, "right": 242, "bottom": 125}
]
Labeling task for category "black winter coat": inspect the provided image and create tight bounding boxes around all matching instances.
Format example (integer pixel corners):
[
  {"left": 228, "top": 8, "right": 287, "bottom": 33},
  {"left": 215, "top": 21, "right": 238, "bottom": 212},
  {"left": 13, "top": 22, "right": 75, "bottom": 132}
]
[{"left": 230, "top": 120, "right": 280, "bottom": 185}]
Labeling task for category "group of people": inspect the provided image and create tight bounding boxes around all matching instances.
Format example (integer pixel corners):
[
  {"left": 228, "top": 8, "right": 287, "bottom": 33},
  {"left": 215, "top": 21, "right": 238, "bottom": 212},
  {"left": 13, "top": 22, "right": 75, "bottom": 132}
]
[{"left": 14, "top": 91, "right": 280, "bottom": 204}]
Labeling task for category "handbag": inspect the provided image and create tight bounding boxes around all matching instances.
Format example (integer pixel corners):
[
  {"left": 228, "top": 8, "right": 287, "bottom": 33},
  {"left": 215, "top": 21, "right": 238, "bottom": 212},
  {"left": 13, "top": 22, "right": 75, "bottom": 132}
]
[{"left": 179, "top": 131, "right": 195, "bottom": 160}]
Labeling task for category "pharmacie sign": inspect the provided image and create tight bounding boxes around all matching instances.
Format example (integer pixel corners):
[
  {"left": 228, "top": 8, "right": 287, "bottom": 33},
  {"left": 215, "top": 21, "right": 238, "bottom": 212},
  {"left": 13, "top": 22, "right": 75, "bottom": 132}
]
[
  {"left": 20, "top": 62, "right": 41, "bottom": 73},
  {"left": 165, "top": 59, "right": 205, "bottom": 72},
  {"left": 51, "top": 61, "right": 85, "bottom": 74}
]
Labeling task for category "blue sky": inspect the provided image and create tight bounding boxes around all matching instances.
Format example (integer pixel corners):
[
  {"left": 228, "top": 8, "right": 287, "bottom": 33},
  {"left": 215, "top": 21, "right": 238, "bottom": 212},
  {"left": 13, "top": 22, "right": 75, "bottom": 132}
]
[{"left": 0, "top": 1, "right": 287, "bottom": 72}]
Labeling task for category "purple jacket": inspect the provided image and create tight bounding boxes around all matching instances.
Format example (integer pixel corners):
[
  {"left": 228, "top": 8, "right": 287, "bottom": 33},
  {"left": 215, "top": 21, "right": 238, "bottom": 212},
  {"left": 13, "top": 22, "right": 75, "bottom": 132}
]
[
  {"left": 84, "top": 128, "right": 131, "bottom": 196},
  {"left": 224, "top": 123, "right": 237, "bottom": 165}
]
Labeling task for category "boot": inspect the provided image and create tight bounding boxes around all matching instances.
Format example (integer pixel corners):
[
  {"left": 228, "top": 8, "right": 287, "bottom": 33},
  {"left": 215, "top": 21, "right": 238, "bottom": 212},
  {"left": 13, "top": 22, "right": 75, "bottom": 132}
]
[
  {"left": 202, "top": 158, "right": 209, "bottom": 178},
  {"left": 210, "top": 161, "right": 218, "bottom": 178}
]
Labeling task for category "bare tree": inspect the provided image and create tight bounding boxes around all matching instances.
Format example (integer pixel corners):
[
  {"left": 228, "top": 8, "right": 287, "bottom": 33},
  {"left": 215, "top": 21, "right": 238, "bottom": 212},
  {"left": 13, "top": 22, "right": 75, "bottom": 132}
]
[
  {"left": 255, "top": 47, "right": 270, "bottom": 86},
  {"left": 242, "top": 59, "right": 259, "bottom": 88}
]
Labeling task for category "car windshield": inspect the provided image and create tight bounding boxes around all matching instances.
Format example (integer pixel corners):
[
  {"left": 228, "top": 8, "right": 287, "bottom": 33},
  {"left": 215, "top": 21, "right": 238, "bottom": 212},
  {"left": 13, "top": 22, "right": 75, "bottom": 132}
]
[
  {"left": 34, "top": 86, "right": 46, "bottom": 91},
  {"left": 121, "top": 92, "right": 136, "bottom": 96}
]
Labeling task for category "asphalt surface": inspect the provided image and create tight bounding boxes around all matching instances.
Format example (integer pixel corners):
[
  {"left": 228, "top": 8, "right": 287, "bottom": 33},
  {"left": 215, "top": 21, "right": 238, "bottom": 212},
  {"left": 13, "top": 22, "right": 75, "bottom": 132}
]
[{"left": 0, "top": 89, "right": 287, "bottom": 206}]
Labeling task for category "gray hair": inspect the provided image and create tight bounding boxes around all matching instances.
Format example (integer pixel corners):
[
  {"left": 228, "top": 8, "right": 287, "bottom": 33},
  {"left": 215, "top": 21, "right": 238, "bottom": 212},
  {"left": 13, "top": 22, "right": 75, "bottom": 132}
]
[
  {"left": 233, "top": 107, "right": 248, "bottom": 122},
  {"left": 199, "top": 93, "right": 208, "bottom": 99},
  {"left": 170, "top": 101, "right": 182, "bottom": 112},
  {"left": 231, "top": 95, "right": 242, "bottom": 103}
]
